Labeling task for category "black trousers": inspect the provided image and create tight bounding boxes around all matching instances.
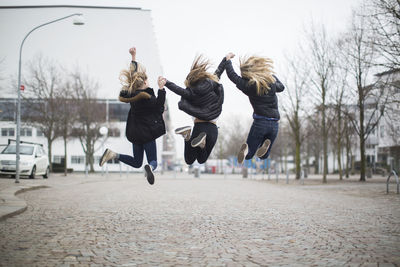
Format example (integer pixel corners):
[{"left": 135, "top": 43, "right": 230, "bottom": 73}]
[{"left": 184, "top": 122, "right": 218, "bottom": 164}]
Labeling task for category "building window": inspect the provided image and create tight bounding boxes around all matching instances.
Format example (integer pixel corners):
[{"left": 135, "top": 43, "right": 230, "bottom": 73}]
[
  {"left": 1, "top": 128, "right": 15, "bottom": 137},
  {"left": 380, "top": 125, "right": 385, "bottom": 138},
  {"left": 36, "top": 129, "right": 44, "bottom": 137},
  {"left": 21, "top": 128, "right": 32, "bottom": 137},
  {"left": 71, "top": 156, "right": 85, "bottom": 164},
  {"left": 53, "top": 156, "right": 64, "bottom": 164},
  {"left": 108, "top": 128, "right": 121, "bottom": 137}
]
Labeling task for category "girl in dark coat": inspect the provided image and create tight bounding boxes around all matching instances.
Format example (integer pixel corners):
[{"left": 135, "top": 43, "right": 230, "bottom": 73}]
[
  {"left": 160, "top": 55, "right": 225, "bottom": 165},
  {"left": 99, "top": 47, "right": 166, "bottom": 185},
  {"left": 222, "top": 53, "right": 285, "bottom": 164}
]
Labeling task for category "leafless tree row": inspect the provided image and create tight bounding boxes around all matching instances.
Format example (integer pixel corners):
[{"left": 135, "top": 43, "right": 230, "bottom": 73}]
[{"left": 21, "top": 55, "right": 106, "bottom": 174}]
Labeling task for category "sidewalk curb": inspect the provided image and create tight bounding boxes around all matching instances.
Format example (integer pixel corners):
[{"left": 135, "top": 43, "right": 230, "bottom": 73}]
[{"left": 0, "top": 185, "right": 50, "bottom": 221}]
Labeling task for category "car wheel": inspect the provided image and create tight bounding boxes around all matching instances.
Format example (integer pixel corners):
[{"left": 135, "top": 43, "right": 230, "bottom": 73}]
[
  {"left": 43, "top": 166, "right": 50, "bottom": 179},
  {"left": 29, "top": 165, "right": 36, "bottom": 179}
]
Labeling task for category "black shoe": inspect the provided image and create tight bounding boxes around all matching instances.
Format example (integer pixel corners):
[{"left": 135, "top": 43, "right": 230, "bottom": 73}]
[
  {"left": 144, "top": 164, "right": 154, "bottom": 185},
  {"left": 191, "top": 132, "right": 207, "bottom": 149}
]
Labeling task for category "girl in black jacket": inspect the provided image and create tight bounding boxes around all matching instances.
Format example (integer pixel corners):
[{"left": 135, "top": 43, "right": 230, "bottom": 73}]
[
  {"left": 161, "top": 55, "right": 225, "bottom": 165},
  {"left": 222, "top": 53, "right": 285, "bottom": 164},
  {"left": 99, "top": 47, "right": 166, "bottom": 185}
]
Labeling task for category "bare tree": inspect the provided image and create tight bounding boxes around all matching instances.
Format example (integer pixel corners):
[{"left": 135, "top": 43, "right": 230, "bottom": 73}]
[
  {"left": 364, "top": 0, "right": 400, "bottom": 70},
  {"left": 339, "top": 11, "right": 387, "bottom": 181},
  {"left": 70, "top": 70, "right": 106, "bottom": 172},
  {"left": 22, "top": 55, "right": 64, "bottom": 170},
  {"left": 305, "top": 23, "right": 335, "bottom": 183},
  {"left": 281, "top": 54, "right": 310, "bottom": 179}
]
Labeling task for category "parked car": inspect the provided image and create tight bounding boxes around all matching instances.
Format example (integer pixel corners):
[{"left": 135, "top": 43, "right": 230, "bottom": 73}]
[{"left": 0, "top": 141, "right": 50, "bottom": 179}]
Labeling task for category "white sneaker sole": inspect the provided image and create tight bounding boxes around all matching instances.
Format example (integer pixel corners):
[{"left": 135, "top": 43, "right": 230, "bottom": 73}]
[
  {"left": 191, "top": 132, "right": 207, "bottom": 148},
  {"left": 175, "top": 126, "right": 191, "bottom": 134},
  {"left": 256, "top": 139, "right": 271, "bottom": 158},
  {"left": 99, "top": 149, "right": 111, "bottom": 167},
  {"left": 237, "top": 144, "right": 248, "bottom": 164}
]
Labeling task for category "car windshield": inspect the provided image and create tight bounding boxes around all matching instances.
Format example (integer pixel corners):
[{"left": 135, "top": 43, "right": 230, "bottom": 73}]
[{"left": 1, "top": 145, "right": 34, "bottom": 155}]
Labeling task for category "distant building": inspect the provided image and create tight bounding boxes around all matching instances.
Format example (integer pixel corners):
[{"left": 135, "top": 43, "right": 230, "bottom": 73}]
[{"left": 0, "top": 98, "right": 176, "bottom": 172}]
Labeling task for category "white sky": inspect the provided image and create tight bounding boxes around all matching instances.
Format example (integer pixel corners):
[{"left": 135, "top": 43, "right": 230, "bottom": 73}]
[{"left": 0, "top": 0, "right": 363, "bottom": 160}]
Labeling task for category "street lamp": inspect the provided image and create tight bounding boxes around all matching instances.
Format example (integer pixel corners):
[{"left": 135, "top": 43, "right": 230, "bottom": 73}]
[{"left": 15, "top": 13, "right": 85, "bottom": 183}]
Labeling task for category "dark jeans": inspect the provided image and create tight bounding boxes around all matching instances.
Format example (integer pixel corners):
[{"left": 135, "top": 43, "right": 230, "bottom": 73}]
[
  {"left": 118, "top": 140, "right": 157, "bottom": 170},
  {"left": 245, "top": 119, "right": 279, "bottom": 160},
  {"left": 185, "top": 122, "right": 218, "bottom": 164}
]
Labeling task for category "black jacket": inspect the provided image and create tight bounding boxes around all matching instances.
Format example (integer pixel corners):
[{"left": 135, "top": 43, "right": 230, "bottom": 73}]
[
  {"left": 120, "top": 87, "right": 166, "bottom": 145},
  {"left": 224, "top": 59, "right": 285, "bottom": 119},
  {"left": 165, "top": 60, "right": 225, "bottom": 121}
]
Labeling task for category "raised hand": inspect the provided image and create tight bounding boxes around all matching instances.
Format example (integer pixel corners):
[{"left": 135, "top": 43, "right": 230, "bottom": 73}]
[
  {"left": 158, "top": 76, "right": 167, "bottom": 89},
  {"left": 129, "top": 47, "right": 136, "bottom": 61},
  {"left": 226, "top": 52, "right": 235, "bottom": 60}
]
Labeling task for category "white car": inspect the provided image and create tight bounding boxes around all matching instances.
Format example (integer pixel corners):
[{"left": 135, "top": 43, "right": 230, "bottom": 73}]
[{"left": 0, "top": 142, "right": 50, "bottom": 179}]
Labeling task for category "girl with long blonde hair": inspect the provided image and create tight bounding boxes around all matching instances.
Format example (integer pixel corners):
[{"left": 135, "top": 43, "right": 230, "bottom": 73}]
[
  {"left": 99, "top": 47, "right": 166, "bottom": 185},
  {"left": 159, "top": 55, "right": 225, "bottom": 165},
  {"left": 222, "top": 53, "right": 285, "bottom": 164}
]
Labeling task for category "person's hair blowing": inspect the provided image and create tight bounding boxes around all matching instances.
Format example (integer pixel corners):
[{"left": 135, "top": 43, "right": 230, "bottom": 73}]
[
  {"left": 240, "top": 56, "right": 276, "bottom": 95},
  {"left": 120, "top": 63, "right": 148, "bottom": 93},
  {"left": 184, "top": 55, "right": 219, "bottom": 88}
]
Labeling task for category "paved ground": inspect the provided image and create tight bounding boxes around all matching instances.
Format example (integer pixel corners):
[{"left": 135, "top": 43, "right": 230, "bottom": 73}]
[{"left": 0, "top": 172, "right": 399, "bottom": 266}]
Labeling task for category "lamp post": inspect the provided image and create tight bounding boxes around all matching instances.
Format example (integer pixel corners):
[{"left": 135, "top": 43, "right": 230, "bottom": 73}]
[{"left": 15, "top": 13, "right": 84, "bottom": 183}]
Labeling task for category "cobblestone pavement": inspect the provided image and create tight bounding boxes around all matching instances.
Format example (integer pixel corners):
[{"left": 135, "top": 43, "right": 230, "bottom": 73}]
[{"left": 0, "top": 173, "right": 399, "bottom": 266}]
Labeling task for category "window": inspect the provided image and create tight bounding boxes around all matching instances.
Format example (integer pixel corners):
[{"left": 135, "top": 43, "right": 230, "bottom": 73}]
[
  {"left": 107, "top": 128, "right": 121, "bottom": 137},
  {"left": 71, "top": 156, "right": 85, "bottom": 164},
  {"left": 53, "top": 155, "right": 64, "bottom": 164},
  {"left": 380, "top": 125, "right": 385, "bottom": 138},
  {"left": 1, "top": 128, "right": 15, "bottom": 137},
  {"left": 36, "top": 129, "right": 44, "bottom": 137},
  {"left": 21, "top": 128, "right": 32, "bottom": 137}
]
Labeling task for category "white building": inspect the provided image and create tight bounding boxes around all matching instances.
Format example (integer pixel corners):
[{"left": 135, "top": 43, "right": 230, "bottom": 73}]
[{"left": 0, "top": 4, "right": 176, "bottom": 173}]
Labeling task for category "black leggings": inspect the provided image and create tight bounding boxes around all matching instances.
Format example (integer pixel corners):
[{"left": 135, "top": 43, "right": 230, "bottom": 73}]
[{"left": 184, "top": 122, "right": 218, "bottom": 165}]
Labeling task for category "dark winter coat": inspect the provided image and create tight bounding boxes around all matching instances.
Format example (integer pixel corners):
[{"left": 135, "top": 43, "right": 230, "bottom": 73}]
[
  {"left": 120, "top": 88, "right": 166, "bottom": 145},
  {"left": 224, "top": 59, "right": 285, "bottom": 120},
  {"left": 165, "top": 59, "right": 225, "bottom": 121}
]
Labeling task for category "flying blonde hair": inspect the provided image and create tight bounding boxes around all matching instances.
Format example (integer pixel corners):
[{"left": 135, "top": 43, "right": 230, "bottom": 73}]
[
  {"left": 119, "top": 62, "right": 148, "bottom": 93},
  {"left": 240, "top": 56, "right": 276, "bottom": 95},
  {"left": 184, "top": 55, "right": 219, "bottom": 87}
]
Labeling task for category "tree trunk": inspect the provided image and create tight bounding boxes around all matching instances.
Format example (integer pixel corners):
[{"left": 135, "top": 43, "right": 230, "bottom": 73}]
[
  {"left": 295, "top": 136, "right": 301, "bottom": 179},
  {"left": 359, "top": 89, "right": 366, "bottom": 182},
  {"left": 47, "top": 137, "right": 52, "bottom": 172},
  {"left": 63, "top": 134, "right": 67, "bottom": 176}
]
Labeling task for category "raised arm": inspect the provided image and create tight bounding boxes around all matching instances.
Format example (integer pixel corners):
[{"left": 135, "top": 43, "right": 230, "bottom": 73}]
[
  {"left": 214, "top": 57, "right": 227, "bottom": 79},
  {"left": 165, "top": 80, "right": 193, "bottom": 99},
  {"left": 225, "top": 60, "right": 250, "bottom": 94},
  {"left": 273, "top": 75, "right": 285, "bottom": 92}
]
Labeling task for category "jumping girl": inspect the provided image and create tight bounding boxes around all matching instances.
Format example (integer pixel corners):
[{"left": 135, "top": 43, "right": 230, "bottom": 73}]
[
  {"left": 160, "top": 55, "right": 225, "bottom": 165},
  {"left": 99, "top": 47, "right": 166, "bottom": 185},
  {"left": 222, "top": 53, "right": 285, "bottom": 164}
]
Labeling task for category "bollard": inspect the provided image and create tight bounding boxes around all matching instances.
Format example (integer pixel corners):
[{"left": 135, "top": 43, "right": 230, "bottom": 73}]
[
  {"left": 85, "top": 163, "right": 88, "bottom": 178},
  {"left": 301, "top": 169, "right": 304, "bottom": 185},
  {"left": 242, "top": 167, "right": 248, "bottom": 178},
  {"left": 286, "top": 168, "right": 289, "bottom": 184},
  {"left": 275, "top": 162, "right": 279, "bottom": 183},
  {"left": 194, "top": 167, "right": 200, "bottom": 178},
  {"left": 119, "top": 162, "right": 122, "bottom": 178},
  {"left": 386, "top": 170, "right": 399, "bottom": 194}
]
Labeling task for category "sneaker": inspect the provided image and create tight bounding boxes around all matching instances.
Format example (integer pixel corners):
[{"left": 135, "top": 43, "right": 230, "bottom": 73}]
[
  {"left": 175, "top": 126, "right": 192, "bottom": 141},
  {"left": 191, "top": 132, "right": 207, "bottom": 149},
  {"left": 237, "top": 143, "right": 248, "bottom": 164},
  {"left": 144, "top": 164, "right": 154, "bottom": 185},
  {"left": 99, "top": 149, "right": 117, "bottom": 167},
  {"left": 256, "top": 139, "right": 271, "bottom": 158}
]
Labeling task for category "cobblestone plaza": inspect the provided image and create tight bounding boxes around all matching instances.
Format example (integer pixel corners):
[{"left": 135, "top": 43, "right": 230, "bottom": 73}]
[{"left": 0, "top": 173, "right": 399, "bottom": 266}]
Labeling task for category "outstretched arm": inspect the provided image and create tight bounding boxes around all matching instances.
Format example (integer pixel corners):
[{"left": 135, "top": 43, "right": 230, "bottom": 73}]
[{"left": 164, "top": 80, "right": 193, "bottom": 99}]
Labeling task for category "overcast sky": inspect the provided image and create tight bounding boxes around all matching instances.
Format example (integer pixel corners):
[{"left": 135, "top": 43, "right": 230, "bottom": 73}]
[{"left": 0, "top": 0, "right": 363, "bottom": 159}]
